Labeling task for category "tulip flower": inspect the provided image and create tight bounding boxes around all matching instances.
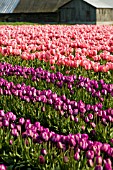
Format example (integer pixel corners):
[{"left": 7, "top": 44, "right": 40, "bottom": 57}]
[
  {"left": 74, "top": 152, "right": 80, "bottom": 161},
  {"left": 0, "top": 164, "right": 7, "bottom": 170},
  {"left": 39, "top": 155, "right": 45, "bottom": 164}
]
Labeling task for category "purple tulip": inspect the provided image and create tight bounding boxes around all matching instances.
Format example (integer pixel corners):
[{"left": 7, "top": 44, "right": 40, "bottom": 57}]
[
  {"left": 19, "top": 117, "right": 25, "bottom": 125},
  {"left": 41, "top": 148, "right": 47, "bottom": 155},
  {"left": 70, "top": 138, "right": 76, "bottom": 147},
  {"left": 11, "top": 128, "right": 19, "bottom": 137},
  {"left": 101, "top": 118, "right": 107, "bottom": 125},
  {"left": 87, "top": 159, "right": 94, "bottom": 167},
  {"left": 81, "top": 125, "right": 85, "bottom": 131},
  {"left": 41, "top": 132, "right": 49, "bottom": 141},
  {"left": 0, "top": 164, "right": 7, "bottom": 170},
  {"left": 90, "top": 122, "right": 96, "bottom": 128},
  {"left": 11, "top": 114, "right": 16, "bottom": 121},
  {"left": 70, "top": 115, "right": 74, "bottom": 121},
  {"left": 101, "top": 89, "right": 107, "bottom": 95},
  {"left": 34, "top": 122, "right": 40, "bottom": 128},
  {"left": 81, "top": 134, "right": 89, "bottom": 140},
  {"left": 74, "top": 117, "right": 79, "bottom": 123},
  {"left": 16, "top": 124, "right": 21, "bottom": 132},
  {"left": 0, "top": 110, "right": 5, "bottom": 117},
  {"left": 99, "top": 79, "right": 104, "bottom": 85},
  {"left": 110, "top": 139, "right": 113, "bottom": 144},
  {"left": 9, "top": 139, "right": 13, "bottom": 145},
  {"left": 99, "top": 97, "right": 104, "bottom": 102},
  {"left": 2, "top": 119, "right": 9, "bottom": 127},
  {"left": 57, "top": 142, "right": 63, "bottom": 149},
  {"left": 41, "top": 106, "right": 45, "bottom": 112},
  {"left": 104, "top": 163, "right": 112, "bottom": 170},
  {"left": 39, "top": 155, "right": 45, "bottom": 164},
  {"left": 74, "top": 152, "right": 80, "bottom": 161},
  {"left": 96, "top": 156, "right": 103, "bottom": 165},
  {"left": 73, "top": 109, "right": 78, "bottom": 115},
  {"left": 0, "top": 121, "right": 3, "bottom": 127},
  {"left": 63, "top": 156, "right": 69, "bottom": 163},
  {"left": 79, "top": 140, "right": 88, "bottom": 150},
  {"left": 84, "top": 116, "right": 90, "bottom": 123},
  {"left": 10, "top": 123, "right": 16, "bottom": 129},
  {"left": 91, "top": 130, "right": 96, "bottom": 136},
  {"left": 88, "top": 113, "right": 93, "bottom": 120},
  {"left": 26, "top": 129, "right": 34, "bottom": 138},
  {"left": 86, "top": 150, "right": 94, "bottom": 159},
  {"left": 104, "top": 159, "right": 112, "bottom": 170},
  {"left": 94, "top": 165, "right": 103, "bottom": 170},
  {"left": 74, "top": 147, "right": 81, "bottom": 153}
]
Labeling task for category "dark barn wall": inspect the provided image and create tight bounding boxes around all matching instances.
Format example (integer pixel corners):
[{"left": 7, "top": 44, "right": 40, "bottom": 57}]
[
  {"left": 59, "top": 0, "right": 96, "bottom": 24},
  {"left": 96, "top": 8, "right": 113, "bottom": 22},
  {"left": 0, "top": 13, "right": 59, "bottom": 23},
  {"left": 0, "top": 0, "right": 113, "bottom": 25}
]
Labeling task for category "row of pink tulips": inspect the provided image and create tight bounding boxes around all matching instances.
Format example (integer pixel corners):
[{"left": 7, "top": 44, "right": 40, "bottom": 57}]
[{"left": 0, "top": 25, "right": 113, "bottom": 72}]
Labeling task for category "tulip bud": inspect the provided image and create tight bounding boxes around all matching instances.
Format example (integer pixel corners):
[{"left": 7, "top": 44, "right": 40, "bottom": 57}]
[
  {"left": 88, "top": 113, "right": 93, "bottom": 120},
  {"left": 70, "top": 138, "right": 76, "bottom": 147},
  {"left": 41, "top": 106, "right": 45, "bottom": 112},
  {"left": 16, "top": 124, "right": 21, "bottom": 132},
  {"left": 11, "top": 128, "right": 19, "bottom": 137},
  {"left": 73, "top": 109, "right": 78, "bottom": 116},
  {"left": 39, "top": 155, "right": 45, "bottom": 164},
  {"left": 0, "top": 121, "right": 3, "bottom": 127},
  {"left": 94, "top": 165, "right": 103, "bottom": 170},
  {"left": 63, "top": 156, "right": 69, "bottom": 163},
  {"left": 24, "top": 139, "right": 29, "bottom": 146},
  {"left": 81, "top": 125, "right": 85, "bottom": 131},
  {"left": 74, "top": 152, "right": 80, "bottom": 161},
  {"left": 105, "top": 158, "right": 112, "bottom": 166},
  {"left": 74, "top": 117, "right": 79, "bottom": 123},
  {"left": 0, "top": 110, "right": 5, "bottom": 117},
  {"left": 19, "top": 117, "right": 25, "bottom": 125},
  {"left": 60, "top": 110, "right": 64, "bottom": 116},
  {"left": 9, "top": 139, "right": 13, "bottom": 145},
  {"left": 0, "top": 164, "right": 7, "bottom": 170},
  {"left": 70, "top": 115, "right": 74, "bottom": 121},
  {"left": 0, "top": 88, "right": 3, "bottom": 95},
  {"left": 110, "top": 138, "right": 113, "bottom": 144},
  {"left": 104, "top": 163, "right": 112, "bottom": 170},
  {"left": 3, "top": 119, "right": 9, "bottom": 127},
  {"left": 99, "top": 79, "right": 104, "bottom": 85},
  {"left": 101, "top": 143, "right": 110, "bottom": 152},
  {"left": 91, "top": 130, "right": 96, "bottom": 136},
  {"left": 10, "top": 123, "right": 16, "bottom": 129},
  {"left": 57, "top": 142, "right": 63, "bottom": 149},
  {"left": 85, "top": 104, "right": 91, "bottom": 111},
  {"left": 50, "top": 65, "right": 55, "bottom": 70},
  {"left": 99, "top": 97, "right": 104, "bottom": 102},
  {"left": 41, "top": 149, "right": 47, "bottom": 155},
  {"left": 87, "top": 159, "right": 94, "bottom": 167},
  {"left": 96, "top": 156, "right": 103, "bottom": 165},
  {"left": 90, "top": 122, "right": 96, "bottom": 128},
  {"left": 11, "top": 114, "right": 16, "bottom": 121},
  {"left": 86, "top": 150, "right": 94, "bottom": 159},
  {"left": 65, "top": 70, "right": 70, "bottom": 74},
  {"left": 84, "top": 117, "right": 90, "bottom": 123},
  {"left": 101, "top": 118, "right": 107, "bottom": 125}
]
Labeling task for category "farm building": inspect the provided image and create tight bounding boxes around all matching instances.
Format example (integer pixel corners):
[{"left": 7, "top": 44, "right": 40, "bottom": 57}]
[{"left": 0, "top": 0, "right": 113, "bottom": 24}]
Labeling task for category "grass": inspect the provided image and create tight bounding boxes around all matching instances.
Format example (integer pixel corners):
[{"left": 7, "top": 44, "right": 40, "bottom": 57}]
[{"left": 0, "top": 22, "right": 38, "bottom": 25}]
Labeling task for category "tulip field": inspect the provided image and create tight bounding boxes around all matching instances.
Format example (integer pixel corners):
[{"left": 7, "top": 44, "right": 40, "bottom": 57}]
[{"left": 0, "top": 24, "right": 113, "bottom": 170}]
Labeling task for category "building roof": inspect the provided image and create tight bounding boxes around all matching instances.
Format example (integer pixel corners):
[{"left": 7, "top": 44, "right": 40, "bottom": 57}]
[
  {"left": 0, "top": 0, "right": 19, "bottom": 13},
  {"left": 14, "top": 0, "right": 71, "bottom": 13},
  {"left": 0, "top": 0, "right": 113, "bottom": 14},
  {"left": 83, "top": 0, "right": 113, "bottom": 8}
]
